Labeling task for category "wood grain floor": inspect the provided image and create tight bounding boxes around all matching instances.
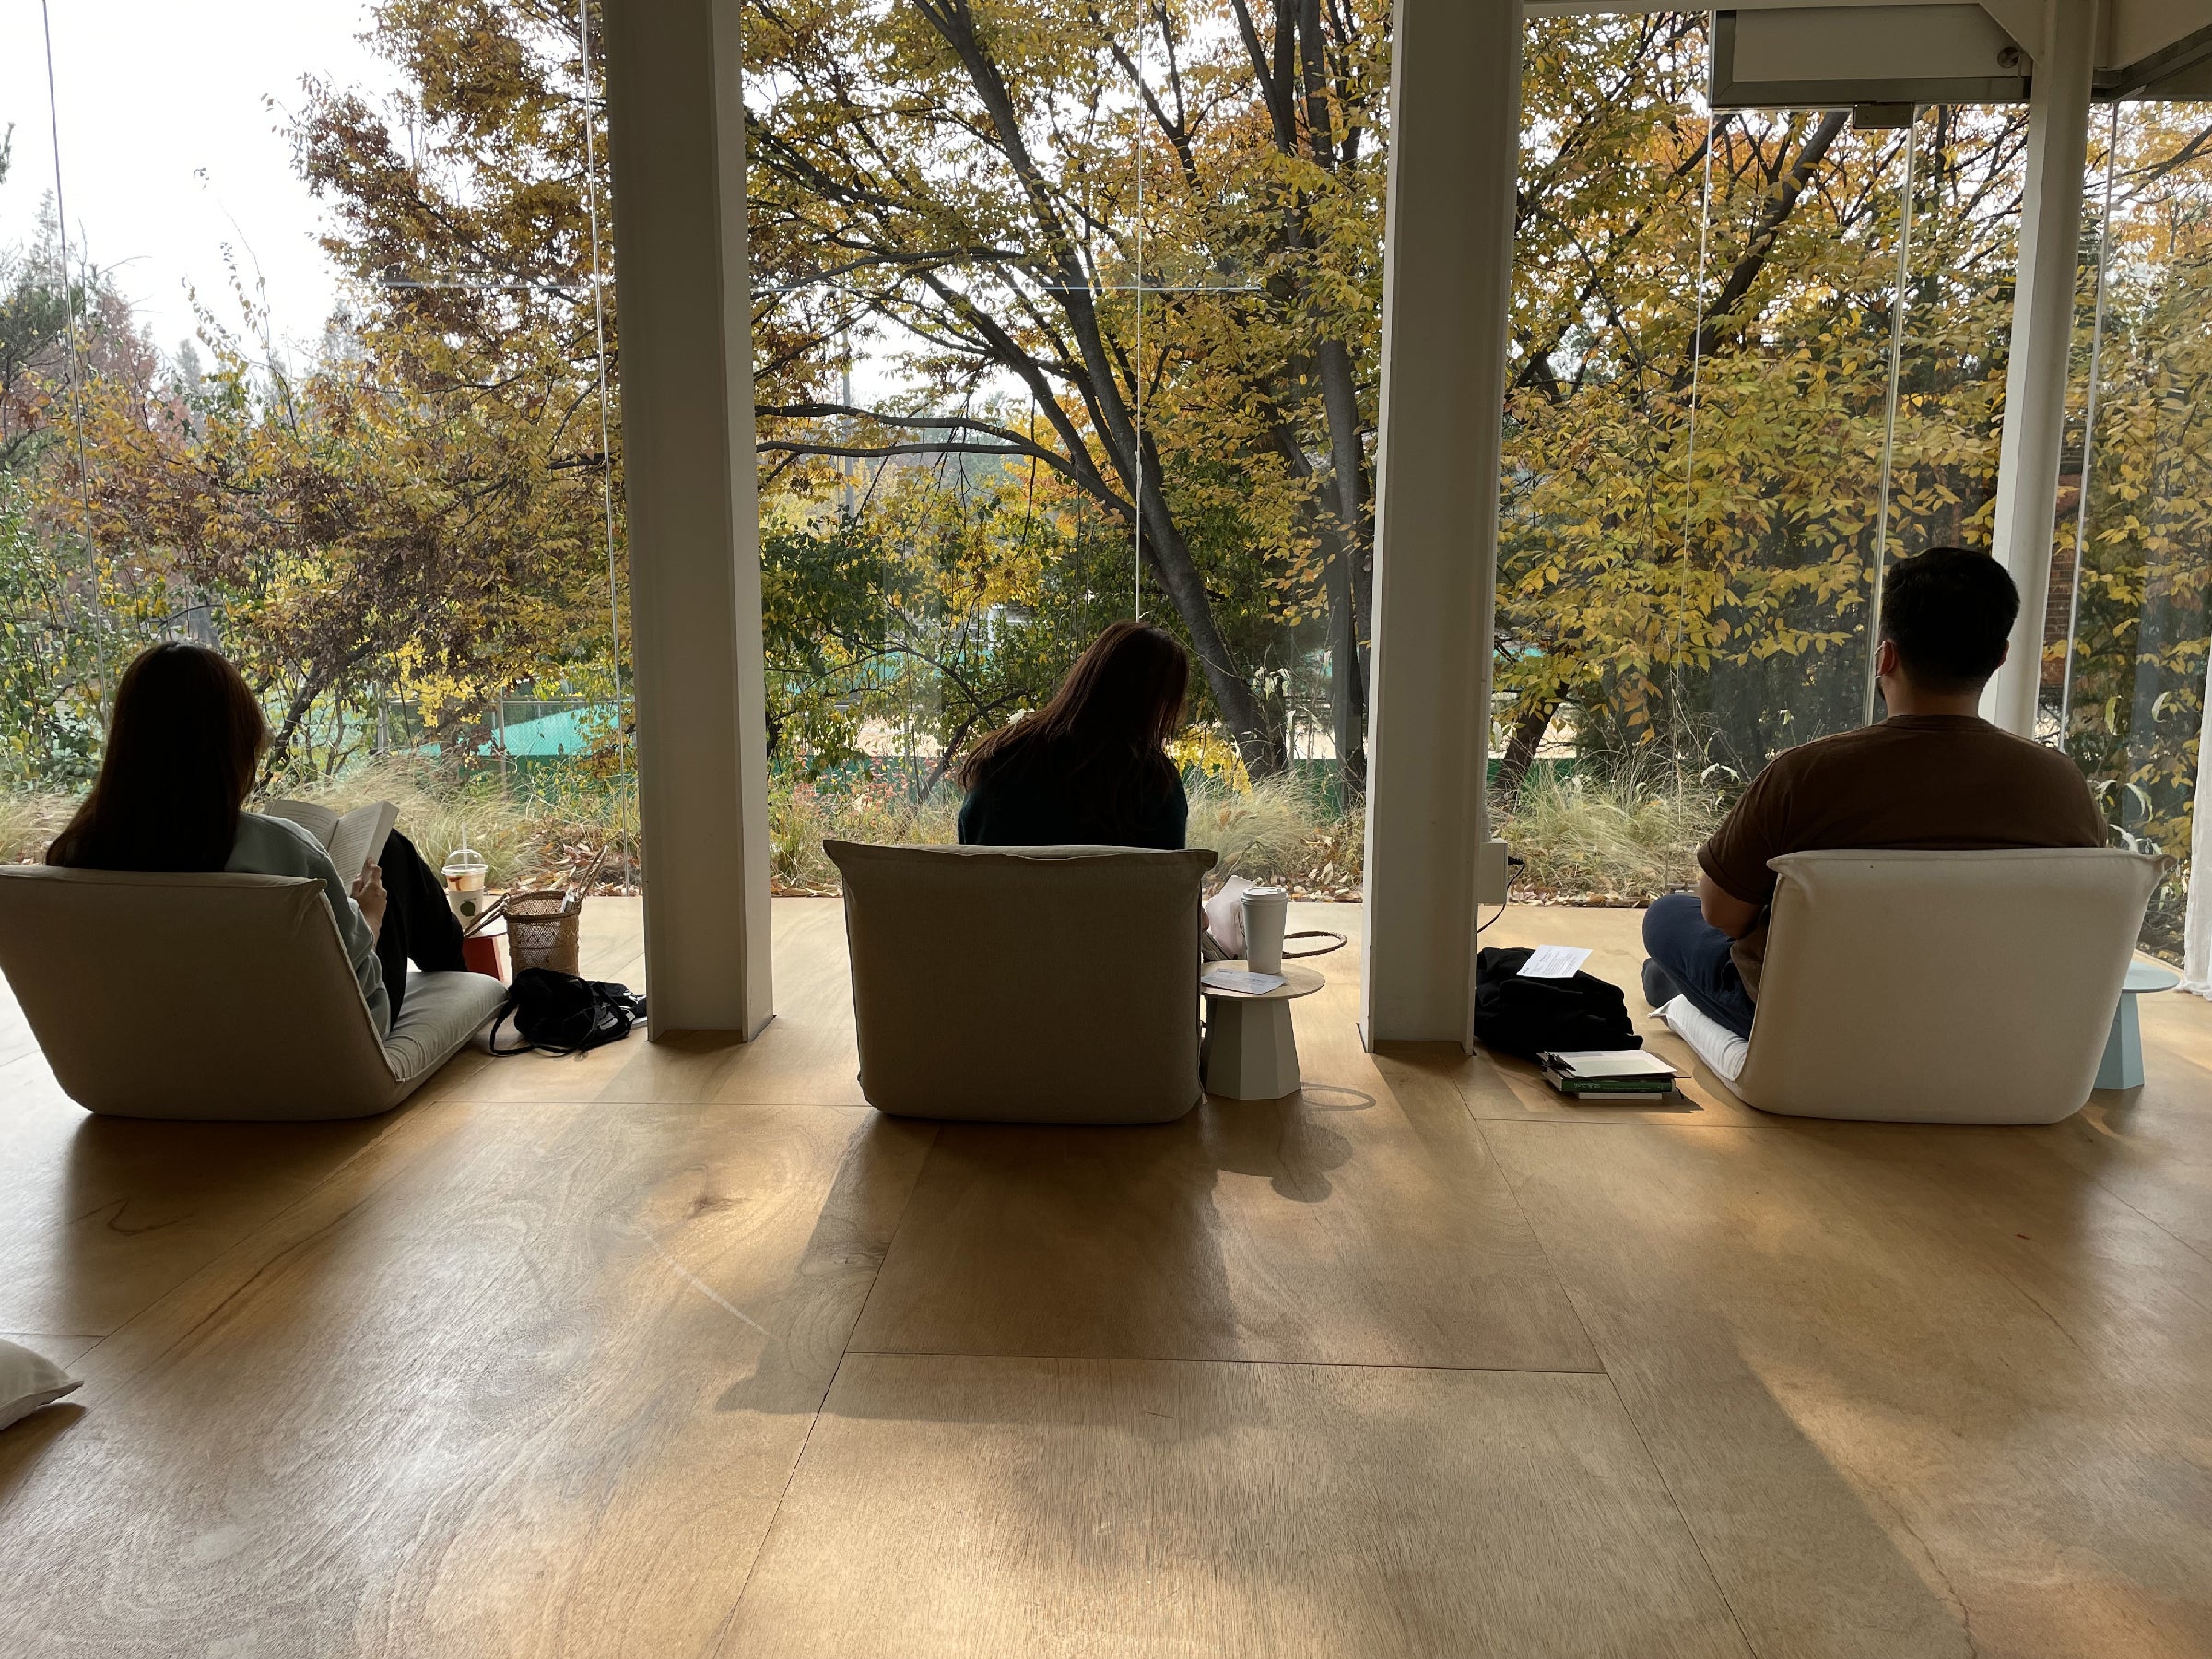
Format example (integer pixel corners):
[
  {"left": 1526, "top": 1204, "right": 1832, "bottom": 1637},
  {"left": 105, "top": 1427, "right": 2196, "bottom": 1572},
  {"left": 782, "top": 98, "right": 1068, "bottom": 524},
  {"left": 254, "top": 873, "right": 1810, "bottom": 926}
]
[{"left": 2, "top": 896, "right": 2208, "bottom": 1657}]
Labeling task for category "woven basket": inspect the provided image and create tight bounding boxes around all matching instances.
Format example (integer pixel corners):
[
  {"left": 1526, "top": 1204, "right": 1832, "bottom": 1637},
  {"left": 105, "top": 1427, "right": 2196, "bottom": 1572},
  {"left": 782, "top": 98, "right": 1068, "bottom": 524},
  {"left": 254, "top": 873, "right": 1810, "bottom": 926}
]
[{"left": 504, "top": 891, "right": 582, "bottom": 977}]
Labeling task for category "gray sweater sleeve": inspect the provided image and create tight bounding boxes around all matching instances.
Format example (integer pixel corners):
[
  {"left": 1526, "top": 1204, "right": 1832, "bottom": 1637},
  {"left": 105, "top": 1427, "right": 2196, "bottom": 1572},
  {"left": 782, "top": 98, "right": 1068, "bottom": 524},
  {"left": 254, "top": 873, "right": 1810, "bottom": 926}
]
[{"left": 227, "top": 814, "right": 392, "bottom": 1040}]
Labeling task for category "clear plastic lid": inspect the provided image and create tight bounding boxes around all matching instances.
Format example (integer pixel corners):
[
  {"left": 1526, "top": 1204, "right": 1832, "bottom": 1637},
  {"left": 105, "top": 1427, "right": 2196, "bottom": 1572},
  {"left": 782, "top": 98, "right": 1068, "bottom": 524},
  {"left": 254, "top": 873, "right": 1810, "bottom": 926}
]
[{"left": 442, "top": 843, "right": 489, "bottom": 887}]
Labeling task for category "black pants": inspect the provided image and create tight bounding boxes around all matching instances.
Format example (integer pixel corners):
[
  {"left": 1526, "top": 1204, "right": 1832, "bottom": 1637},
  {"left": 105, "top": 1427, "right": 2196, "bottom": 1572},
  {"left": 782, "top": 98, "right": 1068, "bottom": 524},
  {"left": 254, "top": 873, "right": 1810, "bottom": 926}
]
[{"left": 375, "top": 829, "right": 467, "bottom": 1022}]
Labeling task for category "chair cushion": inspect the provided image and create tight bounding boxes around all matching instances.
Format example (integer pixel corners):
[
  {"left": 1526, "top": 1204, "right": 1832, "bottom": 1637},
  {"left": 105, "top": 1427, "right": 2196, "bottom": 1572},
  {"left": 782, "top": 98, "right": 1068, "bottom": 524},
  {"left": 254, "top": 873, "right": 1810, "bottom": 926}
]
[
  {"left": 826, "top": 841, "right": 1216, "bottom": 1123},
  {"left": 0, "top": 866, "right": 494, "bottom": 1120},
  {"left": 1657, "top": 995, "right": 1749, "bottom": 1084},
  {"left": 383, "top": 971, "right": 509, "bottom": 1090}
]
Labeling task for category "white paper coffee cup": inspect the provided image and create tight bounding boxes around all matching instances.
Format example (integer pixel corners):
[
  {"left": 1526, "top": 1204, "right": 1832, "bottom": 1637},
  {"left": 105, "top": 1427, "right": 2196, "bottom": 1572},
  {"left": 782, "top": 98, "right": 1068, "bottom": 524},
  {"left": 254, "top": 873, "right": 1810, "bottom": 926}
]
[{"left": 1241, "top": 887, "right": 1289, "bottom": 975}]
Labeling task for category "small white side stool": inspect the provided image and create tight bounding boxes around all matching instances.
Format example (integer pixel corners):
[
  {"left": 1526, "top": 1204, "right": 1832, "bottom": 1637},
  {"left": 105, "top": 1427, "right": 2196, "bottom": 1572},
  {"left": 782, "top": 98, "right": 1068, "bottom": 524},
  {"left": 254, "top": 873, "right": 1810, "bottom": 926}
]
[
  {"left": 1201, "top": 961, "right": 1324, "bottom": 1100},
  {"left": 2097, "top": 960, "right": 2183, "bottom": 1090}
]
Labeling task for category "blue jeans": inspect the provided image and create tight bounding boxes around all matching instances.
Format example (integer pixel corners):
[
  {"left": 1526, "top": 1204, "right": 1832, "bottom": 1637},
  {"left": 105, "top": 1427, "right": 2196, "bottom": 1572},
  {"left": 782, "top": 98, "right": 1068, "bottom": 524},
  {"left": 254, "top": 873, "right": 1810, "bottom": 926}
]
[{"left": 1642, "top": 891, "right": 1757, "bottom": 1039}]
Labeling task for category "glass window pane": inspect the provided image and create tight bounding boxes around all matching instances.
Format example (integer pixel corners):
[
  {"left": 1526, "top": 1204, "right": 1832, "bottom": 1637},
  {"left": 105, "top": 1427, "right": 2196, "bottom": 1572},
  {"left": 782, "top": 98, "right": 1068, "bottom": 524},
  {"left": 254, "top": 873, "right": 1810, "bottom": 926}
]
[
  {"left": 1676, "top": 106, "right": 1912, "bottom": 775},
  {"left": 745, "top": 3, "right": 1386, "bottom": 874},
  {"left": 2067, "top": 101, "right": 2212, "bottom": 960},
  {"left": 0, "top": 4, "right": 634, "bottom": 887}
]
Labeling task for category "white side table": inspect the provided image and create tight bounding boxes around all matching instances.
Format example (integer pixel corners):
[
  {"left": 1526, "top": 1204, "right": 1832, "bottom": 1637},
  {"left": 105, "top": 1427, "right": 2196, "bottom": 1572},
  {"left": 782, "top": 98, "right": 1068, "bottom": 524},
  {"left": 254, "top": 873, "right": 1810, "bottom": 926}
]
[
  {"left": 1201, "top": 961, "right": 1325, "bottom": 1100},
  {"left": 2097, "top": 959, "right": 2182, "bottom": 1090}
]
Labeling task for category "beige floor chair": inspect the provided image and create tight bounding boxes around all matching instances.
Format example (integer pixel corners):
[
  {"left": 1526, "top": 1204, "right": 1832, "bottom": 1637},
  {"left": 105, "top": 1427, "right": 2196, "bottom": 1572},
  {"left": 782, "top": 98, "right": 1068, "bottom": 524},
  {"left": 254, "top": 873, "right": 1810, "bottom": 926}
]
[
  {"left": 0, "top": 866, "right": 506, "bottom": 1121},
  {"left": 827, "top": 840, "right": 1217, "bottom": 1123},
  {"left": 1661, "top": 847, "right": 2161, "bottom": 1124}
]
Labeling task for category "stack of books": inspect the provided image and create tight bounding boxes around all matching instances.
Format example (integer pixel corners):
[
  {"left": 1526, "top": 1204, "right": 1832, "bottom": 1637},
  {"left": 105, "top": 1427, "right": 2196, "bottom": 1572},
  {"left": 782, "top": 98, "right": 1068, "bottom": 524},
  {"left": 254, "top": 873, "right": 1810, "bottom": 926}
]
[{"left": 1535, "top": 1049, "right": 1685, "bottom": 1101}]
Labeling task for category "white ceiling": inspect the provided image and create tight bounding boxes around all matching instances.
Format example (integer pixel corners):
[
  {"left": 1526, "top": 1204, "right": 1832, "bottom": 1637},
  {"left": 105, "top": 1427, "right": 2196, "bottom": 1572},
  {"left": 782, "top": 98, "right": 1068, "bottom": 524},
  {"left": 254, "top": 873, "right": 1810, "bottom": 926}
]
[{"left": 1522, "top": 0, "right": 2212, "bottom": 73}]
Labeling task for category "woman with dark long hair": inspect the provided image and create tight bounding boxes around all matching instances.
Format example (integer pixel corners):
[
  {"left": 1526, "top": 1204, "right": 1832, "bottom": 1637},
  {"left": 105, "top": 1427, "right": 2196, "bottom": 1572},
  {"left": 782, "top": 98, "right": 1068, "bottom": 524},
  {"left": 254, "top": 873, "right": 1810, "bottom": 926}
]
[
  {"left": 956, "top": 620, "right": 1191, "bottom": 849},
  {"left": 48, "top": 642, "right": 467, "bottom": 1036}
]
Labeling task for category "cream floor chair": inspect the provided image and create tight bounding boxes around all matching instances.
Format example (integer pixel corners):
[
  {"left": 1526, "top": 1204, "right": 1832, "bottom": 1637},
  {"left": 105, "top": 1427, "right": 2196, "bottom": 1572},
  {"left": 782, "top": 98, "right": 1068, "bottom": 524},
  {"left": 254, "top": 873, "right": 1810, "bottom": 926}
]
[
  {"left": 827, "top": 840, "right": 1217, "bottom": 1123},
  {"left": 1661, "top": 847, "right": 2162, "bottom": 1124},
  {"left": 0, "top": 866, "right": 506, "bottom": 1121}
]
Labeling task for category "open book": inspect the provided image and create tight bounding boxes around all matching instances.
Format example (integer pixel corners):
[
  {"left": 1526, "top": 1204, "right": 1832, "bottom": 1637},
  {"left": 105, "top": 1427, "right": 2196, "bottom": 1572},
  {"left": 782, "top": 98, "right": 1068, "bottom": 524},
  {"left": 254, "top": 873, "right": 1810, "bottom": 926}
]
[{"left": 262, "top": 799, "right": 400, "bottom": 886}]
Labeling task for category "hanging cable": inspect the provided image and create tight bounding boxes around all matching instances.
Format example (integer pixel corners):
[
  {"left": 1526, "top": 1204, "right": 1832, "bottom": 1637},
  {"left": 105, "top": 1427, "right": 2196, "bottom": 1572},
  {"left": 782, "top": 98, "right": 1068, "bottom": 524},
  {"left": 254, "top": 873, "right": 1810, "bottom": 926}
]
[
  {"left": 40, "top": 0, "right": 110, "bottom": 710},
  {"left": 1132, "top": 25, "right": 1146, "bottom": 622},
  {"left": 1668, "top": 100, "right": 1721, "bottom": 833},
  {"left": 574, "top": 0, "right": 631, "bottom": 799},
  {"left": 2058, "top": 101, "right": 2122, "bottom": 753},
  {"left": 1863, "top": 114, "right": 1920, "bottom": 724}
]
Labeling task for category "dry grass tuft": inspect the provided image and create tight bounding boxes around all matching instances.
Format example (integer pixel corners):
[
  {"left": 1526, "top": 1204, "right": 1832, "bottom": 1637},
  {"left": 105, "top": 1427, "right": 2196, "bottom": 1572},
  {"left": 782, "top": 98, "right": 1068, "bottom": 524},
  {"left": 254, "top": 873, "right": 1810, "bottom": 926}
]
[
  {"left": 1489, "top": 763, "right": 1719, "bottom": 905},
  {"left": 283, "top": 756, "right": 640, "bottom": 891},
  {"left": 3, "top": 749, "right": 1718, "bottom": 912},
  {"left": 2, "top": 759, "right": 638, "bottom": 890},
  {"left": 1185, "top": 774, "right": 1360, "bottom": 897},
  {"left": 769, "top": 771, "right": 1364, "bottom": 899},
  {"left": 770, "top": 774, "right": 959, "bottom": 894},
  {"left": 0, "top": 792, "right": 74, "bottom": 864}
]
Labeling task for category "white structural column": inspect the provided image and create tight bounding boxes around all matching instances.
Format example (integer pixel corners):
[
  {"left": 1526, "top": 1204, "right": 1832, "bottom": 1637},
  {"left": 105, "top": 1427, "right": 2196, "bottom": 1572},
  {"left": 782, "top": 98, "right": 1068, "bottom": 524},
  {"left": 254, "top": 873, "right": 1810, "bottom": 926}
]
[
  {"left": 1986, "top": 0, "right": 2097, "bottom": 735},
  {"left": 601, "top": 0, "right": 774, "bottom": 1037},
  {"left": 1359, "top": 0, "right": 1522, "bottom": 1046}
]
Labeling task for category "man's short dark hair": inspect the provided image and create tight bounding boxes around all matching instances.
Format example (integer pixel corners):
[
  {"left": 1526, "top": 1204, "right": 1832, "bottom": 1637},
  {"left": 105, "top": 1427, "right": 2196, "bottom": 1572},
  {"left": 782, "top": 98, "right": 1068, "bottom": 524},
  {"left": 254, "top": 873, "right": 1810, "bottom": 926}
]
[{"left": 1879, "top": 547, "right": 2018, "bottom": 694}]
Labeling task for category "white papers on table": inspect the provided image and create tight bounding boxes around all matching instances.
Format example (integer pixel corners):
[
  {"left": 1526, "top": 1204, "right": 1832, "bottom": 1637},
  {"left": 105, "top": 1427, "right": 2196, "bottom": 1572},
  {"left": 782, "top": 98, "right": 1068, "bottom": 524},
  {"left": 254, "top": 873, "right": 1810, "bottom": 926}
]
[
  {"left": 1517, "top": 944, "right": 1592, "bottom": 979},
  {"left": 1203, "top": 967, "right": 1288, "bottom": 995}
]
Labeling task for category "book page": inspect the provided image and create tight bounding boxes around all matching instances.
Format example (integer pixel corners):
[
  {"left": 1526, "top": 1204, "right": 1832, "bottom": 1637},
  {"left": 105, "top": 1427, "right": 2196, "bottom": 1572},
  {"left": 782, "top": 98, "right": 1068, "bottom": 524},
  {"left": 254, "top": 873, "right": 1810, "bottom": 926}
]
[
  {"left": 325, "top": 801, "right": 400, "bottom": 886},
  {"left": 262, "top": 798, "right": 340, "bottom": 848}
]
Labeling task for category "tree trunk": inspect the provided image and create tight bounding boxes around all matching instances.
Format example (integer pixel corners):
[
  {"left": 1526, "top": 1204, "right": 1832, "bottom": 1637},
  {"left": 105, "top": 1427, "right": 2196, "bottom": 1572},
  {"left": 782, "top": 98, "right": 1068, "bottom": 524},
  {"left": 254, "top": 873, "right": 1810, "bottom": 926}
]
[
  {"left": 1315, "top": 336, "right": 1369, "bottom": 794},
  {"left": 911, "top": 0, "right": 1282, "bottom": 774},
  {"left": 1680, "top": 111, "right": 1851, "bottom": 379},
  {"left": 1495, "top": 695, "right": 1559, "bottom": 797},
  {"left": 1134, "top": 441, "right": 1283, "bottom": 778},
  {"left": 1298, "top": 0, "right": 1372, "bottom": 794},
  {"left": 261, "top": 675, "right": 329, "bottom": 788},
  {"left": 1324, "top": 520, "right": 1363, "bottom": 794}
]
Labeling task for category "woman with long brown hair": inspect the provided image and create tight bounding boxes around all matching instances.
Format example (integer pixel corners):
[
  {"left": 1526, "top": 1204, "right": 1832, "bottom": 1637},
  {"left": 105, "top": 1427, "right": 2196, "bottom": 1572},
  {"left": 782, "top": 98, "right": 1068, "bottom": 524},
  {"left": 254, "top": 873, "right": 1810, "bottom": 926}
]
[
  {"left": 48, "top": 642, "right": 467, "bottom": 1036},
  {"left": 956, "top": 620, "right": 1191, "bottom": 849}
]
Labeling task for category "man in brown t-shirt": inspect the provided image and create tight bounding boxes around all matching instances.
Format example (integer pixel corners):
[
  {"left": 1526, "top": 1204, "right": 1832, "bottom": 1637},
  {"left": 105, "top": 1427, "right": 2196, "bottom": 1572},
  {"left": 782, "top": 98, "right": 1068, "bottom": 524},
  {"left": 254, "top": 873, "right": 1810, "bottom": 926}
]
[{"left": 1642, "top": 547, "right": 2107, "bottom": 1038}]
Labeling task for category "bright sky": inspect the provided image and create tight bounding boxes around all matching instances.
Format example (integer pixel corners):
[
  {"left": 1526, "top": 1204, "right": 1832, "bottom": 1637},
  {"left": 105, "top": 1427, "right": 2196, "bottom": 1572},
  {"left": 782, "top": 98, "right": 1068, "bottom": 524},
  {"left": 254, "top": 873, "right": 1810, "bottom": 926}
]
[{"left": 0, "top": 0, "right": 396, "bottom": 362}]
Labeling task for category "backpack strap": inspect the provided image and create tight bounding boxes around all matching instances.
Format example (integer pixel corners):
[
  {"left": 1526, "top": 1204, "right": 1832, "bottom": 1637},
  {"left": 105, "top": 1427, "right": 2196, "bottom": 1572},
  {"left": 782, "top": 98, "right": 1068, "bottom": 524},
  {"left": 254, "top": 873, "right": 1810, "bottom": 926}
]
[{"left": 486, "top": 1003, "right": 533, "bottom": 1057}]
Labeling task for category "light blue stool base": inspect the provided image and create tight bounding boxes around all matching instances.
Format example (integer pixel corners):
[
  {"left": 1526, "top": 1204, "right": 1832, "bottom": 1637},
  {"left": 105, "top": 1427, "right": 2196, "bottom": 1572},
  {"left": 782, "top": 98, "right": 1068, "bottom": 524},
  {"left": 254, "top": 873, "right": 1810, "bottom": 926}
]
[
  {"left": 2097, "top": 994, "right": 2144, "bottom": 1090},
  {"left": 2097, "top": 962, "right": 2184, "bottom": 1091}
]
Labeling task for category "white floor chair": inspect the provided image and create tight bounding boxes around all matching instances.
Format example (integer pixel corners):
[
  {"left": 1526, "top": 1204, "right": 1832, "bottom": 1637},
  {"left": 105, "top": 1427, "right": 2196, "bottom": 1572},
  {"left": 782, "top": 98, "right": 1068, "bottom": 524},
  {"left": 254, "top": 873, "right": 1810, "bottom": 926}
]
[
  {"left": 0, "top": 865, "right": 506, "bottom": 1121},
  {"left": 1662, "top": 847, "right": 2161, "bottom": 1124},
  {"left": 826, "top": 840, "right": 1216, "bottom": 1123}
]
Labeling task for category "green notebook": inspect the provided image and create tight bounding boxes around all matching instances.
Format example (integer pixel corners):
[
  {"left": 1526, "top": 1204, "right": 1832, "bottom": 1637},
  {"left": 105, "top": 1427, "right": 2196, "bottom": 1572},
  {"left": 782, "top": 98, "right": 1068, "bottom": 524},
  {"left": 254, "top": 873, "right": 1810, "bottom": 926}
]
[{"left": 1547, "top": 1073, "right": 1676, "bottom": 1094}]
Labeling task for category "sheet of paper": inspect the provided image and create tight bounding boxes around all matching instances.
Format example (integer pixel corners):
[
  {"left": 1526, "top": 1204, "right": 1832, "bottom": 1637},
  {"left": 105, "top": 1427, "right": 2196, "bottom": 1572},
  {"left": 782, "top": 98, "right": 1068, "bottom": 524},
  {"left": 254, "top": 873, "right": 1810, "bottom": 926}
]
[
  {"left": 1203, "top": 968, "right": 1287, "bottom": 995},
  {"left": 1517, "top": 944, "right": 1592, "bottom": 979}
]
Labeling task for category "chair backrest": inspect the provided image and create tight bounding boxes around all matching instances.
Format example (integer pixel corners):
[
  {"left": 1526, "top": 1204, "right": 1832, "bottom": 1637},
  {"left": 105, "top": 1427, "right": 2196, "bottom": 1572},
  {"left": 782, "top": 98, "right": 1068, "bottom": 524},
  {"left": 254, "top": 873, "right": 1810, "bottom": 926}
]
[
  {"left": 1734, "top": 847, "right": 2161, "bottom": 1124},
  {"left": 0, "top": 865, "right": 398, "bottom": 1120},
  {"left": 824, "top": 840, "right": 1218, "bottom": 1122}
]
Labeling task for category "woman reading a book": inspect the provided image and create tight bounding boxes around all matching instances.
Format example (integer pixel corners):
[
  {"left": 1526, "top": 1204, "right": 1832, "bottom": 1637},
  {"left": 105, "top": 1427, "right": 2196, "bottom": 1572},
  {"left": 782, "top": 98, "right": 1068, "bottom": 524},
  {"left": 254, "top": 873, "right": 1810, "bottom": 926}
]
[
  {"left": 957, "top": 620, "right": 1191, "bottom": 849},
  {"left": 47, "top": 643, "right": 466, "bottom": 1036}
]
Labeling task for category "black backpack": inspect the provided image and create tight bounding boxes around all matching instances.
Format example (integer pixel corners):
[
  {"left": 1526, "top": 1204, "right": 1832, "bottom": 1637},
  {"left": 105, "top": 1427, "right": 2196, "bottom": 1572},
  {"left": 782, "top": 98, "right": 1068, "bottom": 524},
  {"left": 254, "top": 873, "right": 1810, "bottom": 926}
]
[
  {"left": 489, "top": 968, "right": 648, "bottom": 1056},
  {"left": 1471, "top": 946, "right": 1641, "bottom": 1058}
]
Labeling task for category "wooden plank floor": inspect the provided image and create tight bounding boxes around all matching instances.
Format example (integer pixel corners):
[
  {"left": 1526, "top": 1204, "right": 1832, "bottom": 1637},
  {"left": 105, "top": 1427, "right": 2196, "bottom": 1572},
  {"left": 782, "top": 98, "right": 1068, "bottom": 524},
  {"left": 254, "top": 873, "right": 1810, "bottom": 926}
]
[{"left": 2, "top": 896, "right": 2208, "bottom": 1656}]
